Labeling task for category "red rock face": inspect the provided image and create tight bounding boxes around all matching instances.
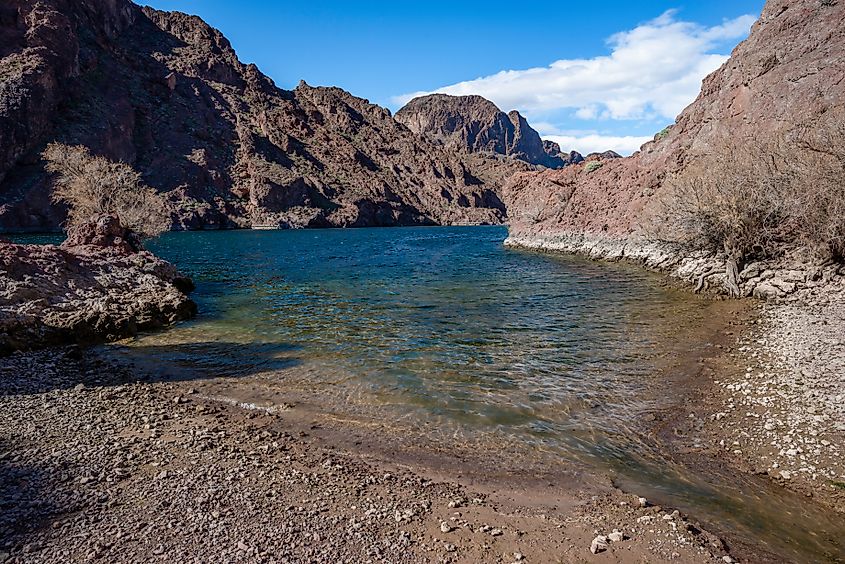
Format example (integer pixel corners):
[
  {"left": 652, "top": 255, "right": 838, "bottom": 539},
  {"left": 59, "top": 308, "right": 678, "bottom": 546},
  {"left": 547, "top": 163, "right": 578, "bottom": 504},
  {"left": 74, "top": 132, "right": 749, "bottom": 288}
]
[
  {"left": 506, "top": 0, "right": 845, "bottom": 241},
  {"left": 0, "top": 2, "right": 519, "bottom": 232},
  {"left": 61, "top": 214, "right": 142, "bottom": 254},
  {"left": 395, "top": 94, "right": 583, "bottom": 169}
]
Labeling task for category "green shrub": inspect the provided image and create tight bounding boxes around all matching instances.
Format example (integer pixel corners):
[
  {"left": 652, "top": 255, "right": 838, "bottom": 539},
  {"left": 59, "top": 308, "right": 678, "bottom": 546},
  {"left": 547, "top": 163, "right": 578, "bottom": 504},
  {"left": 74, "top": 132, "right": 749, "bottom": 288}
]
[{"left": 584, "top": 161, "right": 603, "bottom": 174}]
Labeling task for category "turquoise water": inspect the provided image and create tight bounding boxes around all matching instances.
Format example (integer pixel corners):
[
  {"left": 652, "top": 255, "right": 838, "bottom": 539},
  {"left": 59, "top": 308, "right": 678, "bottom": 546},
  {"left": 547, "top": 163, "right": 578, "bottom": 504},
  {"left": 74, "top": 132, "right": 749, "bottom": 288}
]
[
  {"left": 140, "top": 226, "right": 705, "bottom": 448},
  {"left": 12, "top": 226, "right": 844, "bottom": 561}
]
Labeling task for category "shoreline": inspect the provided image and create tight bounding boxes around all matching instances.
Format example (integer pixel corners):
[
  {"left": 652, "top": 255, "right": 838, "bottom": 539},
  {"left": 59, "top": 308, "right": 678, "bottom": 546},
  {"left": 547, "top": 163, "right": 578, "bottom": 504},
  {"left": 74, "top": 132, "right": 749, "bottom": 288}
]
[
  {"left": 506, "top": 232, "right": 845, "bottom": 497},
  {"left": 3, "top": 293, "right": 842, "bottom": 562},
  {"left": 504, "top": 232, "right": 845, "bottom": 557},
  {"left": 1, "top": 346, "right": 740, "bottom": 564},
  {"left": 2, "top": 231, "right": 843, "bottom": 562},
  {"left": 504, "top": 232, "right": 845, "bottom": 300}
]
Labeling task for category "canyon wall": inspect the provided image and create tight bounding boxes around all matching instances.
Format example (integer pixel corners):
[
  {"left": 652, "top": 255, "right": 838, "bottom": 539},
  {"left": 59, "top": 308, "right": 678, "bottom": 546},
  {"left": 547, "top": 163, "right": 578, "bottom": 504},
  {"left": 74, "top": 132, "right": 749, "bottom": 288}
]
[
  {"left": 0, "top": 1, "right": 523, "bottom": 232},
  {"left": 504, "top": 0, "right": 845, "bottom": 296}
]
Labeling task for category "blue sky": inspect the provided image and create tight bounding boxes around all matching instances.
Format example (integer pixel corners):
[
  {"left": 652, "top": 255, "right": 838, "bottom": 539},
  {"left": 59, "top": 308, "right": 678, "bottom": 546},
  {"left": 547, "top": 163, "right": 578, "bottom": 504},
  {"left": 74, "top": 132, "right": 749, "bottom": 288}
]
[{"left": 144, "top": 1, "right": 765, "bottom": 154}]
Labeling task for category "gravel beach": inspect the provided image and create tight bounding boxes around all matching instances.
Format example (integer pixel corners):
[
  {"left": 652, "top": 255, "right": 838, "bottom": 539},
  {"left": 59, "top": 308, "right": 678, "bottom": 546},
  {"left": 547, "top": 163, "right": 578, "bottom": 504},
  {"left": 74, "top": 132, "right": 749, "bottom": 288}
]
[
  {"left": 1, "top": 346, "right": 744, "bottom": 564},
  {"left": 704, "top": 278, "right": 845, "bottom": 512}
]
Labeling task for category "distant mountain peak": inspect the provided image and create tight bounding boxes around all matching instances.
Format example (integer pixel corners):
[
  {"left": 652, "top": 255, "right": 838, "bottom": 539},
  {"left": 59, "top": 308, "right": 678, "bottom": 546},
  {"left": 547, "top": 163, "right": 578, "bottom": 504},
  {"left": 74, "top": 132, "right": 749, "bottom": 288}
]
[{"left": 395, "top": 94, "right": 583, "bottom": 169}]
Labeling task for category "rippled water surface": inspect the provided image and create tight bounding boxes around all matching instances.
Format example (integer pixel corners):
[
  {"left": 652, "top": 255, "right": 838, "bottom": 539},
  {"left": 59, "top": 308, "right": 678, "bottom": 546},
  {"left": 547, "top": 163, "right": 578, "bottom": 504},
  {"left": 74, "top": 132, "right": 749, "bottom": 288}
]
[
  {"left": 16, "top": 226, "right": 842, "bottom": 561},
  {"left": 141, "top": 227, "right": 704, "bottom": 443}
]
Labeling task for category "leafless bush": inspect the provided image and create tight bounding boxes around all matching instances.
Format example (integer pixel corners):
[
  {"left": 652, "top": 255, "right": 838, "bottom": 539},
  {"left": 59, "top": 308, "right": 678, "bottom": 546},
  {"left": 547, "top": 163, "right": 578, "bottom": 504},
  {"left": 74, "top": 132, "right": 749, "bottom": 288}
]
[
  {"left": 652, "top": 142, "right": 790, "bottom": 293},
  {"left": 651, "top": 112, "right": 845, "bottom": 294},
  {"left": 787, "top": 117, "right": 845, "bottom": 260},
  {"left": 43, "top": 143, "right": 170, "bottom": 239}
]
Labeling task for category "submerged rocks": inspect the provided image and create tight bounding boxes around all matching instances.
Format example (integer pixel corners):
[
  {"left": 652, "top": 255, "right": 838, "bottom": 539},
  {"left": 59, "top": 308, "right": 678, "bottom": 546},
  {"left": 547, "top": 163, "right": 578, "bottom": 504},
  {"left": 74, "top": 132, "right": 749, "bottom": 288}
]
[{"left": 0, "top": 220, "right": 195, "bottom": 354}]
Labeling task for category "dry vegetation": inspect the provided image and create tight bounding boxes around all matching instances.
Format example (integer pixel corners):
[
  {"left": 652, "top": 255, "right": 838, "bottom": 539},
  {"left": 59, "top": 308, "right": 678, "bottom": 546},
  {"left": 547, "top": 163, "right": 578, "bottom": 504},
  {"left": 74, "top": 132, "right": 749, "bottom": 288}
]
[
  {"left": 43, "top": 143, "right": 170, "bottom": 238},
  {"left": 652, "top": 114, "right": 845, "bottom": 295}
]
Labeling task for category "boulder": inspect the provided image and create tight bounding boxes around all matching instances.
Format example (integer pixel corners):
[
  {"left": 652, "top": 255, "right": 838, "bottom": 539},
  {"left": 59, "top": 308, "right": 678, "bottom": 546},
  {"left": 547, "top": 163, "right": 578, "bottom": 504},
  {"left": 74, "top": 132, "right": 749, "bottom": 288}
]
[
  {"left": 0, "top": 239, "right": 196, "bottom": 355},
  {"left": 62, "top": 214, "right": 142, "bottom": 253},
  {"left": 753, "top": 282, "right": 784, "bottom": 300}
]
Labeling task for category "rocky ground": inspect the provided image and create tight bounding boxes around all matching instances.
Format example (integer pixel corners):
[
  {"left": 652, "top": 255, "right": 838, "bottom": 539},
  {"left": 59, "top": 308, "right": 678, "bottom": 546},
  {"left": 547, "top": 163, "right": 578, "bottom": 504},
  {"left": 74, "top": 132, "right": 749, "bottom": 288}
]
[
  {"left": 702, "top": 278, "right": 845, "bottom": 511},
  {"left": 0, "top": 347, "right": 742, "bottom": 564}
]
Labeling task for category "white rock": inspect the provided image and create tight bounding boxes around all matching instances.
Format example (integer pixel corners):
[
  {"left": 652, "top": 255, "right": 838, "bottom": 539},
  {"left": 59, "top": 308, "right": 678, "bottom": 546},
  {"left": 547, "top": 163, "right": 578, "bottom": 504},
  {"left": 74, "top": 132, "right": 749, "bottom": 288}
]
[
  {"left": 608, "top": 530, "right": 624, "bottom": 542},
  {"left": 590, "top": 535, "right": 609, "bottom": 554}
]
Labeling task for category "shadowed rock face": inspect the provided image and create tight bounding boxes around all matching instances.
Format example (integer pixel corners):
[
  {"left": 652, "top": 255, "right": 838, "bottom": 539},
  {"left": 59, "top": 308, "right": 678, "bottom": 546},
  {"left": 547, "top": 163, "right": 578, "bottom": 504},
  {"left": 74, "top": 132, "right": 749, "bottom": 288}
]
[
  {"left": 395, "top": 94, "right": 583, "bottom": 169},
  {"left": 505, "top": 0, "right": 845, "bottom": 242},
  {"left": 0, "top": 1, "right": 520, "bottom": 232}
]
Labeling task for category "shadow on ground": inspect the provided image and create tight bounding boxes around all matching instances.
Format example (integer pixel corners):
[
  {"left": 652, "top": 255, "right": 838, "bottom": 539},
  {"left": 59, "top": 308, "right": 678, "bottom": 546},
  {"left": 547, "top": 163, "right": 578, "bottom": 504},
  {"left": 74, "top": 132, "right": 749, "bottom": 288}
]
[{"left": 0, "top": 341, "right": 301, "bottom": 395}]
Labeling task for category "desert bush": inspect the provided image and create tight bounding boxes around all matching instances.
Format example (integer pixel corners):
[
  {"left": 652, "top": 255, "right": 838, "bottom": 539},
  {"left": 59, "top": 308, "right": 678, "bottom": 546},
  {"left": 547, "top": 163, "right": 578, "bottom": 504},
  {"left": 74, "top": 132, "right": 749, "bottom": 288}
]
[
  {"left": 584, "top": 161, "right": 603, "bottom": 174},
  {"left": 653, "top": 145, "right": 790, "bottom": 295},
  {"left": 43, "top": 143, "right": 170, "bottom": 239},
  {"left": 786, "top": 118, "right": 845, "bottom": 260},
  {"left": 652, "top": 112, "right": 845, "bottom": 294}
]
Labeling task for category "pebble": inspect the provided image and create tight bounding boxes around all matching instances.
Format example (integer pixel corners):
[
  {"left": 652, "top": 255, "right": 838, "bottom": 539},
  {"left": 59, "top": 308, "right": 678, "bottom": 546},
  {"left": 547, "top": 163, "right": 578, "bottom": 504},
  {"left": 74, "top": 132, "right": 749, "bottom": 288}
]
[
  {"left": 0, "top": 343, "right": 744, "bottom": 563},
  {"left": 589, "top": 535, "right": 608, "bottom": 554}
]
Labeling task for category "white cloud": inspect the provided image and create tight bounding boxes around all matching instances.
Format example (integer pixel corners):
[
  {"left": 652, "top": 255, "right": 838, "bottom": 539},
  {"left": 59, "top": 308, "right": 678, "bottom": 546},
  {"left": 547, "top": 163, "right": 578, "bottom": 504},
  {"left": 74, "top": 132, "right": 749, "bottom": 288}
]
[
  {"left": 544, "top": 134, "right": 653, "bottom": 156},
  {"left": 392, "top": 10, "right": 756, "bottom": 125}
]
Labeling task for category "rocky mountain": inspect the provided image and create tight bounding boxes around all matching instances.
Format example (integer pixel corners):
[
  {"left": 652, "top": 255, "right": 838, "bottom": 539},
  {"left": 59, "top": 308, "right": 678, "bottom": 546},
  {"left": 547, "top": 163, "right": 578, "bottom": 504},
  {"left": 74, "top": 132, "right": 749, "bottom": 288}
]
[
  {"left": 505, "top": 0, "right": 845, "bottom": 242},
  {"left": 0, "top": 1, "right": 524, "bottom": 232},
  {"left": 395, "top": 94, "right": 583, "bottom": 169}
]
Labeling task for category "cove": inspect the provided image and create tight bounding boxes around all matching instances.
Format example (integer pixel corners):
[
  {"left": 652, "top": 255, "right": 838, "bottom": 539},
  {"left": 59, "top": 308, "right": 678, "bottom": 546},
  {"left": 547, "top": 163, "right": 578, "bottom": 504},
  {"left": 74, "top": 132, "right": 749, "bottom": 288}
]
[{"left": 92, "top": 225, "right": 843, "bottom": 562}]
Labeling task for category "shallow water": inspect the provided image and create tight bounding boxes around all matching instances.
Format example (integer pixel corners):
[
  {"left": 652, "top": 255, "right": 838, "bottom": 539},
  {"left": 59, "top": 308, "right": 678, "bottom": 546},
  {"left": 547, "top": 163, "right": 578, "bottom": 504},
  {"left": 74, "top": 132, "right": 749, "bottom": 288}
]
[{"left": 13, "top": 226, "right": 844, "bottom": 561}]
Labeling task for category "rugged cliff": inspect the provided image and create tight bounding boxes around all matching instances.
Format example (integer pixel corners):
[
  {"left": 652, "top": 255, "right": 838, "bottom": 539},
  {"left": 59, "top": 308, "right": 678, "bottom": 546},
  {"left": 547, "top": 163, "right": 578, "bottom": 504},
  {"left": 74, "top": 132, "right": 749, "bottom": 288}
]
[
  {"left": 0, "top": 1, "right": 519, "bottom": 232},
  {"left": 395, "top": 94, "right": 583, "bottom": 169},
  {"left": 504, "top": 0, "right": 845, "bottom": 296}
]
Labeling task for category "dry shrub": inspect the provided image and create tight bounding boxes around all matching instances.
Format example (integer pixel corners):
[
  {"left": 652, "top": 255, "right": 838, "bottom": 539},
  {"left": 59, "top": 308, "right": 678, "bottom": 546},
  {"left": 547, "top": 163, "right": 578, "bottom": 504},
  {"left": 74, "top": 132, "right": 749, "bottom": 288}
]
[
  {"left": 652, "top": 112, "right": 845, "bottom": 294},
  {"left": 43, "top": 143, "right": 170, "bottom": 238},
  {"left": 657, "top": 149, "right": 790, "bottom": 261},
  {"left": 787, "top": 117, "right": 845, "bottom": 260}
]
